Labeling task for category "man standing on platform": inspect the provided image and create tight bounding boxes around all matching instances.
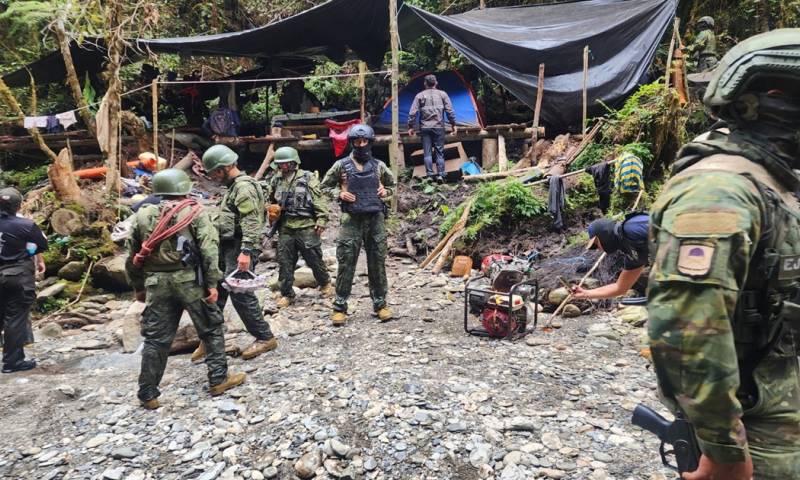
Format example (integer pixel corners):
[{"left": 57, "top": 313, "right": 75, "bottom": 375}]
[{"left": 407, "top": 74, "right": 457, "bottom": 182}]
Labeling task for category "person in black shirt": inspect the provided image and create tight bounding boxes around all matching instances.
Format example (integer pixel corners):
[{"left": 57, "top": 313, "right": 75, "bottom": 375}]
[
  {"left": 571, "top": 212, "right": 649, "bottom": 300},
  {"left": 0, "top": 187, "right": 47, "bottom": 373}
]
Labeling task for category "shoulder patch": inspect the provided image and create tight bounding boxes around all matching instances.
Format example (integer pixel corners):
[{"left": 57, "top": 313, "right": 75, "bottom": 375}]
[
  {"left": 673, "top": 211, "right": 740, "bottom": 235},
  {"left": 677, "top": 242, "right": 715, "bottom": 277}
]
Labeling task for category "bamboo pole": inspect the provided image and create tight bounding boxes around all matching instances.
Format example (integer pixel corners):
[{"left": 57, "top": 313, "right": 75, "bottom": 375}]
[
  {"left": 582, "top": 46, "right": 589, "bottom": 135},
  {"left": 151, "top": 79, "right": 159, "bottom": 158},
  {"left": 359, "top": 61, "right": 367, "bottom": 122},
  {"left": 531, "top": 63, "right": 545, "bottom": 165},
  {"left": 498, "top": 134, "right": 508, "bottom": 172},
  {"left": 389, "top": 0, "right": 400, "bottom": 212},
  {"left": 664, "top": 17, "right": 679, "bottom": 86}
]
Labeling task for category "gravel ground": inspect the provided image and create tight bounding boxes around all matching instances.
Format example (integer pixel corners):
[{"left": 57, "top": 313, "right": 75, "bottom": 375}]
[{"left": 0, "top": 254, "right": 675, "bottom": 480}]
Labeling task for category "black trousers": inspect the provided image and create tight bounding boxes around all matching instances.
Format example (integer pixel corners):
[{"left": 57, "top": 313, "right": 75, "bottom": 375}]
[{"left": 0, "top": 260, "right": 35, "bottom": 367}]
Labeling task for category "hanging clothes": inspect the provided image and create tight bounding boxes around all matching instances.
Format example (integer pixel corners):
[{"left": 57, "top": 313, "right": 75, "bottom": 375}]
[
  {"left": 23, "top": 116, "right": 49, "bottom": 129},
  {"left": 614, "top": 152, "right": 644, "bottom": 193},
  {"left": 325, "top": 119, "right": 361, "bottom": 157},
  {"left": 548, "top": 174, "right": 566, "bottom": 231},
  {"left": 586, "top": 161, "right": 612, "bottom": 213},
  {"left": 55, "top": 111, "right": 77, "bottom": 129}
]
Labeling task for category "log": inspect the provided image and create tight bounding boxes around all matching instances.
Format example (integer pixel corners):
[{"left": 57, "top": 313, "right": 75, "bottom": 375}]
[
  {"left": 582, "top": 45, "right": 590, "bottom": 134},
  {"left": 463, "top": 166, "right": 542, "bottom": 182},
  {"left": 253, "top": 143, "right": 275, "bottom": 180},
  {"left": 531, "top": 63, "right": 545, "bottom": 165},
  {"left": 420, "top": 199, "right": 473, "bottom": 269},
  {"left": 482, "top": 137, "right": 498, "bottom": 170},
  {"left": 498, "top": 134, "right": 508, "bottom": 172},
  {"left": 173, "top": 151, "right": 200, "bottom": 171},
  {"left": 48, "top": 148, "right": 84, "bottom": 204}
]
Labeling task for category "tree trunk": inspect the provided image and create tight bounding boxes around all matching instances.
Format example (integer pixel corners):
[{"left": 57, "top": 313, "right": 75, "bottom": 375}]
[
  {"left": 48, "top": 148, "right": 84, "bottom": 204},
  {"left": 54, "top": 20, "right": 96, "bottom": 137},
  {"left": 0, "top": 78, "right": 58, "bottom": 163},
  {"left": 102, "top": 1, "right": 124, "bottom": 195}
]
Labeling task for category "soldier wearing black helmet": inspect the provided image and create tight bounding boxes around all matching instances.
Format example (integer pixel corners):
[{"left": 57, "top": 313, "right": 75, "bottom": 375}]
[
  {"left": 648, "top": 30, "right": 800, "bottom": 479},
  {"left": 321, "top": 124, "right": 397, "bottom": 326},
  {"left": 0, "top": 187, "right": 47, "bottom": 374}
]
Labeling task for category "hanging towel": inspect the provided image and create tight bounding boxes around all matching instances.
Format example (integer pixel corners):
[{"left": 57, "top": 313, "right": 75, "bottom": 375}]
[
  {"left": 548, "top": 174, "right": 566, "bottom": 231},
  {"left": 614, "top": 152, "right": 644, "bottom": 193},
  {"left": 23, "top": 116, "right": 49, "bottom": 129},
  {"left": 55, "top": 111, "right": 78, "bottom": 129}
]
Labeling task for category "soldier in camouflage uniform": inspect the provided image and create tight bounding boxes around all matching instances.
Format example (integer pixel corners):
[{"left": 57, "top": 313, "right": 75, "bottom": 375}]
[
  {"left": 197, "top": 144, "right": 277, "bottom": 362},
  {"left": 125, "top": 169, "right": 245, "bottom": 409},
  {"left": 265, "top": 147, "right": 333, "bottom": 308},
  {"left": 321, "top": 125, "right": 396, "bottom": 326},
  {"left": 687, "top": 16, "right": 719, "bottom": 72},
  {"left": 648, "top": 30, "right": 800, "bottom": 479}
]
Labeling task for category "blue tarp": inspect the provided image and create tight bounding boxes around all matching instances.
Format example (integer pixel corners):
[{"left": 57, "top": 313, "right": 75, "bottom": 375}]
[{"left": 374, "top": 70, "right": 483, "bottom": 132}]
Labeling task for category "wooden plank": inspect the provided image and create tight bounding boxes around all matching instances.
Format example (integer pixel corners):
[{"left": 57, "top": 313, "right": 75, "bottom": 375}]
[
  {"left": 582, "top": 46, "right": 589, "bottom": 135},
  {"left": 482, "top": 138, "right": 498, "bottom": 170},
  {"left": 359, "top": 61, "right": 367, "bottom": 122},
  {"left": 531, "top": 63, "right": 545, "bottom": 165},
  {"left": 151, "top": 79, "right": 159, "bottom": 158},
  {"left": 664, "top": 17, "right": 680, "bottom": 86}
]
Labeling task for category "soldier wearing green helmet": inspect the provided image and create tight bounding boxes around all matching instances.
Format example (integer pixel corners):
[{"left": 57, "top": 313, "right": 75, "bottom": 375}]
[
  {"left": 648, "top": 29, "right": 800, "bottom": 479},
  {"left": 124, "top": 169, "right": 245, "bottom": 409},
  {"left": 264, "top": 146, "right": 333, "bottom": 308},
  {"left": 687, "top": 16, "right": 718, "bottom": 72},
  {"left": 195, "top": 144, "right": 277, "bottom": 363}
]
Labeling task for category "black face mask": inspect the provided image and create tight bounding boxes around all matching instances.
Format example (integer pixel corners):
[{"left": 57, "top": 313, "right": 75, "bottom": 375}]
[{"left": 353, "top": 145, "right": 372, "bottom": 162}]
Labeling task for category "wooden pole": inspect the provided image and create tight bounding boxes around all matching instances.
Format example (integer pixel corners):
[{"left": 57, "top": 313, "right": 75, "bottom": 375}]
[
  {"left": 531, "top": 63, "right": 545, "bottom": 165},
  {"left": 582, "top": 46, "right": 589, "bottom": 135},
  {"left": 664, "top": 17, "right": 679, "bottom": 86},
  {"left": 359, "top": 61, "right": 367, "bottom": 122},
  {"left": 497, "top": 134, "right": 508, "bottom": 172},
  {"left": 480, "top": 0, "right": 486, "bottom": 8},
  {"left": 389, "top": 0, "right": 400, "bottom": 212},
  {"left": 151, "top": 79, "right": 159, "bottom": 158},
  {"left": 170, "top": 128, "right": 176, "bottom": 165},
  {"left": 254, "top": 143, "right": 275, "bottom": 181}
]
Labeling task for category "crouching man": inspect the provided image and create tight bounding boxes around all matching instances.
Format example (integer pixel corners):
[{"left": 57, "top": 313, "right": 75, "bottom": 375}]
[{"left": 125, "top": 169, "right": 245, "bottom": 409}]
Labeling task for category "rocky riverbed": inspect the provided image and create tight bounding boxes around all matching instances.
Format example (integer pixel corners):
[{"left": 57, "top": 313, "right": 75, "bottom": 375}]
[{"left": 0, "top": 255, "right": 673, "bottom": 480}]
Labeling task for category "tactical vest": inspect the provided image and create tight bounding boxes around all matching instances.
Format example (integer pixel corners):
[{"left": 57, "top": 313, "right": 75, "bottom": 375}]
[
  {"left": 673, "top": 154, "right": 800, "bottom": 391},
  {"left": 341, "top": 157, "right": 384, "bottom": 215},
  {"left": 273, "top": 171, "right": 315, "bottom": 218},
  {"left": 219, "top": 175, "right": 265, "bottom": 240}
]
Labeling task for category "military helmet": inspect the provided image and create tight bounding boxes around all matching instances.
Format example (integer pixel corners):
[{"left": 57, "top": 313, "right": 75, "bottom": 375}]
[
  {"left": 348, "top": 124, "right": 375, "bottom": 143},
  {"left": 0, "top": 187, "right": 22, "bottom": 213},
  {"left": 697, "top": 16, "right": 714, "bottom": 29},
  {"left": 202, "top": 144, "right": 238, "bottom": 173},
  {"left": 704, "top": 29, "right": 800, "bottom": 115},
  {"left": 151, "top": 169, "right": 193, "bottom": 196},
  {"left": 273, "top": 146, "right": 301, "bottom": 164}
]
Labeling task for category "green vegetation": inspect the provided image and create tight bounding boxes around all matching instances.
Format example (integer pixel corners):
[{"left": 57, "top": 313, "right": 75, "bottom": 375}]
[
  {"left": 0, "top": 164, "right": 49, "bottom": 192},
  {"left": 440, "top": 179, "right": 547, "bottom": 241}
]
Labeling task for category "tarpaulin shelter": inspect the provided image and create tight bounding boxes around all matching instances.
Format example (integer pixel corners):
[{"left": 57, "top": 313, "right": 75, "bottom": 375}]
[
  {"left": 398, "top": 0, "right": 677, "bottom": 128},
  {"left": 374, "top": 70, "right": 483, "bottom": 132},
  {"left": 2, "top": 0, "right": 397, "bottom": 89}
]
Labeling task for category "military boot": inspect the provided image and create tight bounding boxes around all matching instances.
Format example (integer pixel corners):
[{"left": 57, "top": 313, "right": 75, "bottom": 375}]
[
  {"left": 190, "top": 342, "right": 206, "bottom": 364},
  {"left": 276, "top": 296, "right": 293, "bottom": 309},
  {"left": 331, "top": 311, "right": 347, "bottom": 327},
  {"left": 141, "top": 398, "right": 160, "bottom": 410},
  {"left": 319, "top": 283, "right": 335, "bottom": 298},
  {"left": 376, "top": 308, "right": 393, "bottom": 322},
  {"left": 241, "top": 338, "right": 278, "bottom": 360},
  {"left": 209, "top": 372, "right": 246, "bottom": 396}
]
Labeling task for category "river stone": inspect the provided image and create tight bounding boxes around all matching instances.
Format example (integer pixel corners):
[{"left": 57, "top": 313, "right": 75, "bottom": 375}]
[
  {"left": 562, "top": 304, "right": 581, "bottom": 318},
  {"left": 57, "top": 261, "right": 86, "bottom": 282}
]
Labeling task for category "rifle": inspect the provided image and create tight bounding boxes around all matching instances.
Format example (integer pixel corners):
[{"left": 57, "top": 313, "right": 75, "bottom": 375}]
[
  {"left": 632, "top": 404, "right": 701, "bottom": 475},
  {"left": 177, "top": 235, "right": 204, "bottom": 288}
]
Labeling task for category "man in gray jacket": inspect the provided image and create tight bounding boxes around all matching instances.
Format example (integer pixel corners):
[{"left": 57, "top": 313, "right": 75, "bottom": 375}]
[{"left": 407, "top": 74, "right": 457, "bottom": 182}]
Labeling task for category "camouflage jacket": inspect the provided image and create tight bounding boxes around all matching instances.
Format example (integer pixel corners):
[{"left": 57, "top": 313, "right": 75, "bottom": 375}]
[
  {"left": 320, "top": 154, "right": 397, "bottom": 207},
  {"left": 218, "top": 173, "right": 265, "bottom": 250},
  {"left": 265, "top": 169, "right": 329, "bottom": 230},
  {"left": 688, "top": 29, "right": 717, "bottom": 57},
  {"left": 124, "top": 200, "right": 222, "bottom": 291},
  {"left": 648, "top": 128, "right": 800, "bottom": 464}
]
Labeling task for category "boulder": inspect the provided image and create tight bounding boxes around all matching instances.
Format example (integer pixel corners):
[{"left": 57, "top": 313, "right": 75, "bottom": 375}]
[
  {"left": 170, "top": 312, "right": 199, "bottom": 353},
  {"left": 37, "top": 282, "right": 66, "bottom": 301},
  {"left": 92, "top": 255, "right": 131, "bottom": 292},
  {"left": 293, "top": 267, "right": 319, "bottom": 289},
  {"left": 58, "top": 261, "right": 87, "bottom": 282},
  {"left": 616, "top": 305, "right": 648, "bottom": 327},
  {"left": 562, "top": 304, "right": 582, "bottom": 318},
  {"left": 547, "top": 287, "right": 569, "bottom": 306},
  {"left": 39, "top": 322, "right": 64, "bottom": 339}
]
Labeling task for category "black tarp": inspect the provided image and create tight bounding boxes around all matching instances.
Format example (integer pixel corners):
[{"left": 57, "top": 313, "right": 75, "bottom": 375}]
[
  {"left": 2, "top": 0, "right": 393, "bottom": 89},
  {"left": 399, "top": 0, "right": 677, "bottom": 128}
]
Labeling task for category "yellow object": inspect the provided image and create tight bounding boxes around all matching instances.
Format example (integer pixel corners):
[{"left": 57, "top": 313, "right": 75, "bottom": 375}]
[
  {"left": 276, "top": 297, "right": 293, "bottom": 308},
  {"left": 450, "top": 255, "right": 473, "bottom": 277},
  {"left": 141, "top": 398, "right": 160, "bottom": 410},
  {"left": 209, "top": 372, "right": 247, "bottom": 396},
  {"left": 268, "top": 204, "right": 282, "bottom": 224},
  {"left": 190, "top": 342, "right": 205, "bottom": 364},
  {"left": 377, "top": 307, "right": 393, "bottom": 322},
  {"left": 331, "top": 311, "right": 347, "bottom": 326},
  {"left": 241, "top": 339, "right": 278, "bottom": 360},
  {"left": 320, "top": 283, "right": 335, "bottom": 298}
]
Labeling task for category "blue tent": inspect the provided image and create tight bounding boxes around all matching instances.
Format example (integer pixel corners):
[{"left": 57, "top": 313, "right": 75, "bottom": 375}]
[{"left": 374, "top": 70, "right": 483, "bottom": 132}]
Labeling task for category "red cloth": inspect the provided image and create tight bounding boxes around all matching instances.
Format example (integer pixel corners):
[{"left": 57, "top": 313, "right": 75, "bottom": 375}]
[{"left": 325, "top": 119, "right": 362, "bottom": 157}]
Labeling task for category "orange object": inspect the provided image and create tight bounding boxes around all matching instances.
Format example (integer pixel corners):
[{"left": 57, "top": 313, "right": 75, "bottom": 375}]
[
  {"left": 75, "top": 159, "right": 159, "bottom": 179},
  {"left": 267, "top": 204, "right": 282, "bottom": 224},
  {"left": 450, "top": 255, "right": 473, "bottom": 277}
]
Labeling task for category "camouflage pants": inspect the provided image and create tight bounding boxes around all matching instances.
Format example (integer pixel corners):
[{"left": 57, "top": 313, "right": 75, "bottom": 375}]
[
  {"left": 333, "top": 212, "right": 388, "bottom": 313},
  {"left": 138, "top": 271, "right": 227, "bottom": 402},
  {"left": 278, "top": 226, "right": 330, "bottom": 298},
  {"left": 697, "top": 55, "right": 718, "bottom": 73},
  {"left": 218, "top": 241, "right": 273, "bottom": 341},
  {"left": 741, "top": 347, "right": 800, "bottom": 478}
]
